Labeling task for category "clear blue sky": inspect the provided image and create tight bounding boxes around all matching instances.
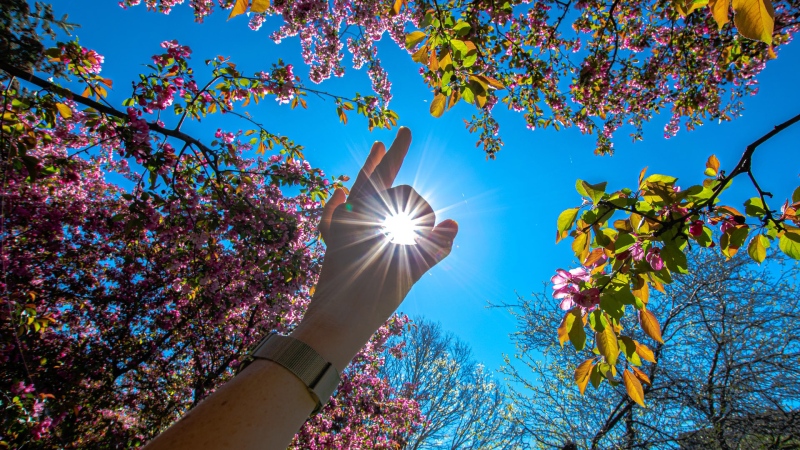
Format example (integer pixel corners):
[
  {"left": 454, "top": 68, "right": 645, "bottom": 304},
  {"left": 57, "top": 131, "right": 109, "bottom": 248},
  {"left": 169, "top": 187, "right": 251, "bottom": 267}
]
[{"left": 59, "top": 1, "right": 800, "bottom": 375}]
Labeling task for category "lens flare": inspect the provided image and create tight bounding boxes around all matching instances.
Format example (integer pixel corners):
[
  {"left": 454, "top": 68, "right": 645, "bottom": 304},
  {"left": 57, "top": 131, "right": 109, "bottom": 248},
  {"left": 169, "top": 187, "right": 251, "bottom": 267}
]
[{"left": 381, "top": 211, "right": 420, "bottom": 245}]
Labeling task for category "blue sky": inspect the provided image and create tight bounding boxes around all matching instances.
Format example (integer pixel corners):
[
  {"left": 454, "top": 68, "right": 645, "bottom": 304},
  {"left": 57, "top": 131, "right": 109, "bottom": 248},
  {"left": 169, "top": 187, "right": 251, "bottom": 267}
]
[{"left": 58, "top": 1, "right": 800, "bottom": 375}]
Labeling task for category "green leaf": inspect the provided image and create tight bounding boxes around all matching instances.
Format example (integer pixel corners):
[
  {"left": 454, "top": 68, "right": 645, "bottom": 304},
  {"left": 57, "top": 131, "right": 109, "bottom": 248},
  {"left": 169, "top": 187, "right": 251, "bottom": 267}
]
[
  {"left": 600, "top": 292, "right": 624, "bottom": 320},
  {"left": 618, "top": 336, "right": 642, "bottom": 367},
  {"left": 461, "top": 85, "right": 475, "bottom": 104},
  {"left": 453, "top": 21, "right": 471, "bottom": 36},
  {"left": 696, "top": 225, "right": 714, "bottom": 247},
  {"left": 405, "top": 31, "right": 426, "bottom": 49},
  {"left": 576, "top": 179, "right": 589, "bottom": 197},
  {"left": 615, "top": 232, "right": 636, "bottom": 254},
  {"left": 589, "top": 364, "right": 603, "bottom": 388},
  {"left": 643, "top": 174, "right": 677, "bottom": 186},
  {"left": 568, "top": 314, "right": 586, "bottom": 351},
  {"left": 462, "top": 51, "right": 478, "bottom": 67},
  {"left": 580, "top": 181, "right": 607, "bottom": 204},
  {"left": 744, "top": 197, "right": 766, "bottom": 218},
  {"left": 557, "top": 208, "right": 579, "bottom": 233},
  {"left": 793, "top": 186, "right": 800, "bottom": 203},
  {"left": 660, "top": 244, "right": 689, "bottom": 274},
  {"left": 722, "top": 226, "right": 750, "bottom": 257},
  {"left": 557, "top": 308, "right": 585, "bottom": 350},
  {"left": 747, "top": 234, "right": 769, "bottom": 263},
  {"left": 450, "top": 39, "right": 468, "bottom": 56},
  {"left": 779, "top": 230, "right": 800, "bottom": 259}
]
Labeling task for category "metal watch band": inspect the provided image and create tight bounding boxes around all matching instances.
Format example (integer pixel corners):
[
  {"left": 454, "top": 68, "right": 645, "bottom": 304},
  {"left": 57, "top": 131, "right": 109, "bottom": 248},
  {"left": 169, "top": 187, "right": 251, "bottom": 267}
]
[{"left": 243, "top": 333, "right": 340, "bottom": 415}]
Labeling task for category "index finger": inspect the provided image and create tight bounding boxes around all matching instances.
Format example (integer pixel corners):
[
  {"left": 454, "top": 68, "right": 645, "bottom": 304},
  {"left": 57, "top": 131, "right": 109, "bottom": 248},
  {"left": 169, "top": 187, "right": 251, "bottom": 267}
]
[{"left": 367, "top": 127, "right": 411, "bottom": 195}]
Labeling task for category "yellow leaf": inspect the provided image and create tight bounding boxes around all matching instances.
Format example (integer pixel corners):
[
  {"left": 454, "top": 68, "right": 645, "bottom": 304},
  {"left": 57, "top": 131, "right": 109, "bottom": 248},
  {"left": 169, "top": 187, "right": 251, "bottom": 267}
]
[
  {"left": 596, "top": 325, "right": 619, "bottom": 366},
  {"left": 412, "top": 45, "right": 429, "bottom": 64},
  {"left": 732, "top": 0, "right": 775, "bottom": 45},
  {"left": 747, "top": 234, "right": 768, "bottom": 263},
  {"left": 632, "top": 275, "right": 649, "bottom": 304},
  {"left": 430, "top": 92, "right": 446, "bottom": 118},
  {"left": 572, "top": 231, "right": 590, "bottom": 262},
  {"left": 575, "top": 359, "right": 595, "bottom": 395},
  {"left": 390, "top": 0, "right": 405, "bottom": 15},
  {"left": 634, "top": 341, "right": 656, "bottom": 363},
  {"left": 251, "top": 0, "right": 270, "bottom": 13},
  {"left": 709, "top": 0, "right": 731, "bottom": 29},
  {"left": 648, "top": 273, "right": 666, "bottom": 293},
  {"left": 638, "top": 166, "right": 648, "bottom": 187},
  {"left": 439, "top": 51, "right": 453, "bottom": 68},
  {"left": 557, "top": 310, "right": 576, "bottom": 347},
  {"left": 228, "top": 0, "right": 249, "bottom": 19},
  {"left": 623, "top": 369, "right": 646, "bottom": 407},
  {"left": 55, "top": 103, "right": 72, "bottom": 119},
  {"left": 639, "top": 309, "right": 664, "bottom": 344}
]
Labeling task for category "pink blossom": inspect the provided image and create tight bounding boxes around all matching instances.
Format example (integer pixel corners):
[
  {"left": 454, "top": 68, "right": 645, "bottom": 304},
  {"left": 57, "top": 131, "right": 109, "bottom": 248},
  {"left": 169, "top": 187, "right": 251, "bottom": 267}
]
[{"left": 646, "top": 247, "right": 664, "bottom": 271}]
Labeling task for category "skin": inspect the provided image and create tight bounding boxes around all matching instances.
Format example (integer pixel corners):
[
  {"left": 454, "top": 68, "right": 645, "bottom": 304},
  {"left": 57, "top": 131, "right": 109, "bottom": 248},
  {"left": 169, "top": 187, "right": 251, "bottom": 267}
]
[{"left": 143, "top": 127, "right": 458, "bottom": 450}]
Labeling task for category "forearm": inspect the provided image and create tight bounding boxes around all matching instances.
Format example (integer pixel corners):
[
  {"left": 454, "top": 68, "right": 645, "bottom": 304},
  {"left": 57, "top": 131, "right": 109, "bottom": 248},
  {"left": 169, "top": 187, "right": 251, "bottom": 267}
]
[{"left": 143, "top": 359, "right": 316, "bottom": 450}]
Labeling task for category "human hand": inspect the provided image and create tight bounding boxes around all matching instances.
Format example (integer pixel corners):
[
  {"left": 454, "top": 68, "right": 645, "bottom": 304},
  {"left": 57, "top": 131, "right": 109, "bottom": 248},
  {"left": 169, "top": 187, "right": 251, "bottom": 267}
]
[{"left": 291, "top": 127, "right": 458, "bottom": 371}]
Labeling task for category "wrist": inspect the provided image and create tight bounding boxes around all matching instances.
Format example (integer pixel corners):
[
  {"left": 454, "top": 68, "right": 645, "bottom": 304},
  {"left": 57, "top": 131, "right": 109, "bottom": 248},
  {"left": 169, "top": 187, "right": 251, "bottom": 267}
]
[{"left": 290, "top": 300, "right": 372, "bottom": 373}]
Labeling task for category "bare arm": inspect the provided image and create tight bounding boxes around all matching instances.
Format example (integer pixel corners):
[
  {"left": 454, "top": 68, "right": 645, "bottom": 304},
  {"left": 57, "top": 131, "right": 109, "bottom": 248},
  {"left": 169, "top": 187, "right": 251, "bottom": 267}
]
[{"left": 144, "top": 127, "right": 458, "bottom": 450}]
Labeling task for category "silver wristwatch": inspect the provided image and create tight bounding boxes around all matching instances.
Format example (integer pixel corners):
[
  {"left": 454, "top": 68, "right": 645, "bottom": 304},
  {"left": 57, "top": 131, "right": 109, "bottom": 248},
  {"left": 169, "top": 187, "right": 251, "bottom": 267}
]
[{"left": 238, "top": 333, "right": 341, "bottom": 415}]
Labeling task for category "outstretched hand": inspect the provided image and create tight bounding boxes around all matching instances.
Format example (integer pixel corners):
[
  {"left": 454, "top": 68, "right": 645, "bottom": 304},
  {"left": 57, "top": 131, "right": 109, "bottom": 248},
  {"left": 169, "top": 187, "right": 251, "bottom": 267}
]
[{"left": 292, "top": 127, "right": 458, "bottom": 371}]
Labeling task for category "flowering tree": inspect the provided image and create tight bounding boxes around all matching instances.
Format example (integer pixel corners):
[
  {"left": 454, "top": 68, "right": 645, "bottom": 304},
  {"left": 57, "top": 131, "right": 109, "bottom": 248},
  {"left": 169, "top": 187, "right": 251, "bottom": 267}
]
[
  {"left": 1, "top": 1, "right": 421, "bottom": 447},
  {"left": 4, "top": 0, "right": 800, "bottom": 445},
  {"left": 133, "top": 0, "right": 800, "bottom": 407}
]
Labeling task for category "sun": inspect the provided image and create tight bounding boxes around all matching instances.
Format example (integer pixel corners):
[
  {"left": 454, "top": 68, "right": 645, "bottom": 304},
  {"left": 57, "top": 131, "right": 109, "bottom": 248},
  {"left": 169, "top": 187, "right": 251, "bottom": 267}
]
[{"left": 381, "top": 211, "right": 420, "bottom": 245}]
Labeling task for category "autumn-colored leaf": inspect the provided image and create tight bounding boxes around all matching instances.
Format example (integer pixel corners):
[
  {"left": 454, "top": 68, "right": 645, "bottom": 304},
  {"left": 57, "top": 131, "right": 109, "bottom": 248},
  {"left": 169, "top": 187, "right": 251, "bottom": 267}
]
[
  {"left": 390, "top": 0, "right": 406, "bottom": 15},
  {"left": 632, "top": 275, "right": 649, "bottom": 305},
  {"left": 251, "top": 0, "right": 270, "bottom": 12},
  {"left": 405, "top": 31, "right": 427, "bottom": 50},
  {"left": 429, "top": 47, "right": 439, "bottom": 71},
  {"left": 411, "top": 45, "right": 429, "bottom": 64},
  {"left": 631, "top": 366, "right": 652, "bottom": 385},
  {"left": 430, "top": 92, "right": 446, "bottom": 118},
  {"left": 639, "top": 309, "right": 664, "bottom": 344},
  {"left": 634, "top": 341, "right": 656, "bottom": 363},
  {"left": 705, "top": 154, "right": 720, "bottom": 177},
  {"left": 732, "top": 0, "right": 775, "bottom": 45},
  {"left": 709, "top": 0, "right": 731, "bottom": 29},
  {"left": 584, "top": 248, "right": 606, "bottom": 268},
  {"left": 557, "top": 309, "right": 577, "bottom": 347},
  {"left": 55, "top": 103, "right": 72, "bottom": 119},
  {"left": 228, "top": 0, "right": 249, "bottom": 19},
  {"left": 638, "top": 166, "right": 648, "bottom": 187},
  {"left": 572, "top": 231, "right": 589, "bottom": 262},
  {"left": 575, "top": 359, "right": 595, "bottom": 395},
  {"left": 623, "top": 369, "right": 646, "bottom": 407},
  {"left": 596, "top": 325, "right": 619, "bottom": 366}
]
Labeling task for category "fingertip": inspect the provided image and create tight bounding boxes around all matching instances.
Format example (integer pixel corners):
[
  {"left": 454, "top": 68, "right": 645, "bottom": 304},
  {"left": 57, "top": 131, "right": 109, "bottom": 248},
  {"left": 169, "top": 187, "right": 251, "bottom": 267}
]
[
  {"left": 397, "top": 126, "right": 411, "bottom": 141},
  {"left": 370, "top": 140, "right": 386, "bottom": 158},
  {"left": 434, "top": 219, "right": 459, "bottom": 242}
]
